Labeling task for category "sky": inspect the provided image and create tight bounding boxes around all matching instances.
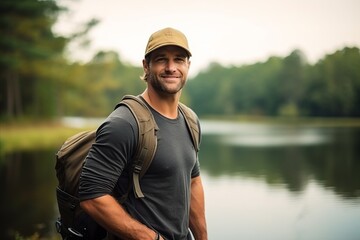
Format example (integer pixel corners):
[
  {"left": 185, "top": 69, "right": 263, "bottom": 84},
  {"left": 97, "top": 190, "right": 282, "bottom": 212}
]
[{"left": 54, "top": 0, "right": 360, "bottom": 76}]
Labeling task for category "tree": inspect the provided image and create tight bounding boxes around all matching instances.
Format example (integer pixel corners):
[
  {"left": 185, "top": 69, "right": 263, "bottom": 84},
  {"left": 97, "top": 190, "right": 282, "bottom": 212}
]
[
  {"left": 60, "top": 51, "right": 144, "bottom": 117},
  {"left": 305, "top": 47, "right": 360, "bottom": 116},
  {"left": 0, "top": 0, "right": 67, "bottom": 120},
  {"left": 276, "top": 49, "right": 308, "bottom": 116}
]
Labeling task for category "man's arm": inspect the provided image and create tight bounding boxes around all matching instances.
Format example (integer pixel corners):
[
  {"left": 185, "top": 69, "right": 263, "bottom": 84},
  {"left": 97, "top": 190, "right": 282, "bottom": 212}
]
[
  {"left": 80, "top": 194, "right": 162, "bottom": 240},
  {"left": 189, "top": 176, "right": 208, "bottom": 240}
]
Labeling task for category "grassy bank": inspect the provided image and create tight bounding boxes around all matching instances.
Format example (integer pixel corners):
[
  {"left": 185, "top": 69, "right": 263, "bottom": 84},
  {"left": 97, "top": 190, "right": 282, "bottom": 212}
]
[
  {"left": 0, "top": 122, "right": 93, "bottom": 156},
  {"left": 1, "top": 117, "right": 360, "bottom": 157}
]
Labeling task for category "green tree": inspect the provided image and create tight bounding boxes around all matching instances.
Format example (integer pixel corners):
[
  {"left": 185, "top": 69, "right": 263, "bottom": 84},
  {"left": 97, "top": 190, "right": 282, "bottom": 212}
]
[
  {"left": 305, "top": 47, "right": 360, "bottom": 116},
  {"left": 187, "top": 47, "right": 360, "bottom": 118},
  {"left": 276, "top": 49, "right": 308, "bottom": 117},
  {"left": 61, "top": 51, "right": 144, "bottom": 117},
  {"left": 0, "top": 0, "right": 68, "bottom": 120}
]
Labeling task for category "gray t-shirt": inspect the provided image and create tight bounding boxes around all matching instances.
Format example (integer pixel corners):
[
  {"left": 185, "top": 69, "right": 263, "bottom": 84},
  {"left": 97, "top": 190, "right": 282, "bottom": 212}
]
[{"left": 79, "top": 102, "right": 200, "bottom": 240}]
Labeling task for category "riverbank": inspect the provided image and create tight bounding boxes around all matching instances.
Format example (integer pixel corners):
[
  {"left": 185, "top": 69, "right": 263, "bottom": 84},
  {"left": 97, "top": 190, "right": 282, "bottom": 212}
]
[
  {"left": 0, "top": 122, "right": 92, "bottom": 156},
  {"left": 1, "top": 117, "right": 360, "bottom": 156}
]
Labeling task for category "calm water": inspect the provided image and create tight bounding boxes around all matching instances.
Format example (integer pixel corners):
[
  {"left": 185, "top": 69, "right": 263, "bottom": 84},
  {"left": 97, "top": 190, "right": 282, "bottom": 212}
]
[{"left": 1, "top": 120, "right": 360, "bottom": 240}]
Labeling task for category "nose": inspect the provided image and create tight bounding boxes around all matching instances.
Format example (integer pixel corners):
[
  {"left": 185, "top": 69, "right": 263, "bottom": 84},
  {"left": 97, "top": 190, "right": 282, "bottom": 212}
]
[{"left": 165, "top": 59, "right": 176, "bottom": 73}]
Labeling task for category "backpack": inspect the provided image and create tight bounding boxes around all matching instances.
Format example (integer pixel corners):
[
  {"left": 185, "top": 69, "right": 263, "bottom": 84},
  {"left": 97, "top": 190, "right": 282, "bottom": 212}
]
[{"left": 55, "top": 95, "right": 200, "bottom": 240}]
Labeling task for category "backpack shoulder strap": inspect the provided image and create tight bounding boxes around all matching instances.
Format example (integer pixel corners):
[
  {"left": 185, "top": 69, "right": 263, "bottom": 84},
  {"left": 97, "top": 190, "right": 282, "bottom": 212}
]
[
  {"left": 116, "top": 95, "right": 158, "bottom": 200},
  {"left": 178, "top": 102, "right": 200, "bottom": 152}
]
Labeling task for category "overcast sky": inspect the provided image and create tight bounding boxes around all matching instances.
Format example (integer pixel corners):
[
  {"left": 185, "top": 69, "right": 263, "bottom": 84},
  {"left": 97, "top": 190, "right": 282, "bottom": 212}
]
[{"left": 55, "top": 0, "right": 360, "bottom": 75}]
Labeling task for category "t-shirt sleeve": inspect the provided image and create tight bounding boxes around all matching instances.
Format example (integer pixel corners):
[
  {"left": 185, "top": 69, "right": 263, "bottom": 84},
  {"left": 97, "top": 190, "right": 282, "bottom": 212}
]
[
  {"left": 191, "top": 158, "right": 200, "bottom": 178},
  {"left": 79, "top": 110, "right": 137, "bottom": 201}
]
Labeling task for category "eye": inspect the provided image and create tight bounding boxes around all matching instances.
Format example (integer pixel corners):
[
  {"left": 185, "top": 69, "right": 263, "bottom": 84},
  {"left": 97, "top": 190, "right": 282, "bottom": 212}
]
[
  {"left": 175, "top": 57, "right": 186, "bottom": 63},
  {"left": 154, "top": 57, "right": 167, "bottom": 63}
]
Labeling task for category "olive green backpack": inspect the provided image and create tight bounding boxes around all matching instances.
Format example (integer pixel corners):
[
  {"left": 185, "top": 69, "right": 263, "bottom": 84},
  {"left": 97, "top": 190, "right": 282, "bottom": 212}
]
[{"left": 54, "top": 95, "right": 200, "bottom": 239}]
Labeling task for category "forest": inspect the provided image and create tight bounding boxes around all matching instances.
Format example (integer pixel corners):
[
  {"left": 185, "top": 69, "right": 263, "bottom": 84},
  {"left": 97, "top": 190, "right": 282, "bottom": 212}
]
[{"left": 1, "top": 0, "right": 360, "bottom": 122}]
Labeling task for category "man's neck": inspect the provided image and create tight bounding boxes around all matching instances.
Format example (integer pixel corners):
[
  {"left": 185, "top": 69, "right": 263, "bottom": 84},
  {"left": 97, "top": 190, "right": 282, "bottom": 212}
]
[{"left": 141, "top": 89, "right": 180, "bottom": 119}]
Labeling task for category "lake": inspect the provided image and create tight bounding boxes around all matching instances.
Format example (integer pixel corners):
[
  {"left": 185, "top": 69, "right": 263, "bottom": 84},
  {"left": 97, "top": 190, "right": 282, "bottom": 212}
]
[{"left": 1, "top": 120, "right": 360, "bottom": 240}]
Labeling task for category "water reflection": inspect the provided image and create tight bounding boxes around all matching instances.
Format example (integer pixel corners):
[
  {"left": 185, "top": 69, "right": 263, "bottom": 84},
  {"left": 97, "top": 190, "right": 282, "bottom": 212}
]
[
  {"left": 200, "top": 120, "right": 360, "bottom": 199},
  {"left": 0, "top": 121, "right": 359, "bottom": 239},
  {"left": 200, "top": 120, "right": 360, "bottom": 239},
  {"left": 0, "top": 150, "right": 59, "bottom": 239},
  {"left": 201, "top": 120, "right": 332, "bottom": 147},
  {"left": 203, "top": 174, "right": 360, "bottom": 240}
]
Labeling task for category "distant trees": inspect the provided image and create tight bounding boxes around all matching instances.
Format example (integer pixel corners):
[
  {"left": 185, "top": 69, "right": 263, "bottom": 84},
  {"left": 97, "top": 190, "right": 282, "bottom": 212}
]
[
  {"left": 0, "top": 1, "right": 359, "bottom": 121},
  {"left": 0, "top": 0, "right": 67, "bottom": 120},
  {"left": 61, "top": 51, "right": 144, "bottom": 117},
  {"left": 186, "top": 47, "right": 360, "bottom": 117},
  {"left": 0, "top": 0, "right": 144, "bottom": 120},
  {"left": 303, "top": 47, "right": 360, "bottom": 116}
]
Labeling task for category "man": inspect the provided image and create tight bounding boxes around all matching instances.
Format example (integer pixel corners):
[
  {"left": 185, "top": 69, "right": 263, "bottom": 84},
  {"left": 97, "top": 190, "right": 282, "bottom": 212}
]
[{"left": 79, "top": 27, "right": 208, "bottom": 240}]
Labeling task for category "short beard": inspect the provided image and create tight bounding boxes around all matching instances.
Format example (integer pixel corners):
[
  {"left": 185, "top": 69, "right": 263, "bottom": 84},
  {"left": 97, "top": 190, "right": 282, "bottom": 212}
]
[{"left": 147, "top": 73, "right": 185, "bottom": 95}]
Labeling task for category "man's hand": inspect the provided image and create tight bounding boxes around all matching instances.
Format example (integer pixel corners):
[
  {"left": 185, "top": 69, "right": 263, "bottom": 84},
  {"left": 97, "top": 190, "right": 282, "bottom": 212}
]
[{"left": 80, "top": 194, "right": 158, "bottom": 240}]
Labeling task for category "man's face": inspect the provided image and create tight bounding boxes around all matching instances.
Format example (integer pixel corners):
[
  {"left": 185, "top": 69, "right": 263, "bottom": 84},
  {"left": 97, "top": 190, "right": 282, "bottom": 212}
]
[{"left": 143, "top": 45, "right": 191, "bottom": 96}]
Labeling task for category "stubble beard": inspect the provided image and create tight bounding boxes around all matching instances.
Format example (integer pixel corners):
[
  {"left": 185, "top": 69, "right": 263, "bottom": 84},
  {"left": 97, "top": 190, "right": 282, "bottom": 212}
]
[{"left": 148, "top": 73, "right": 186, "bottom": 95}]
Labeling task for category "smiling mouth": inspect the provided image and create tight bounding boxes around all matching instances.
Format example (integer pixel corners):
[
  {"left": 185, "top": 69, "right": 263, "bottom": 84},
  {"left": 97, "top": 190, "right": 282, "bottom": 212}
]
[
  {"left": 161, "top": 75, "right": 181, "bottom": 82},
  {"left": 161, "top": 74, "right": 180, "bottom": 78}
]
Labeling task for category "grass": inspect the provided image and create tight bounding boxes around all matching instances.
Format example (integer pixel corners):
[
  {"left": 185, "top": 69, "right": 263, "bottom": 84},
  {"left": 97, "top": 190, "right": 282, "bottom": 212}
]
[
  {"left": 1, "top": 116, "right": 360, "bottom": 157},
  {"left": 0, "top": 122, "right": 93, "bottom": 156}
]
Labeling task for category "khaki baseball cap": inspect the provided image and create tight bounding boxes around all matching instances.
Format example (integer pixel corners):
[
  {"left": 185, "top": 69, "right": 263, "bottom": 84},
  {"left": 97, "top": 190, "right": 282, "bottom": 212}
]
[{"left": 145, "top": 27, "right": 192, "bottom": 57}]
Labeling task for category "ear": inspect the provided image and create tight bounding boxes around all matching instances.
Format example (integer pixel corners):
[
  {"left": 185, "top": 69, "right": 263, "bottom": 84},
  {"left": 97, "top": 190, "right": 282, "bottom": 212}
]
[{"left": 142, "top": 59, "right": 149, "bottom": 74}]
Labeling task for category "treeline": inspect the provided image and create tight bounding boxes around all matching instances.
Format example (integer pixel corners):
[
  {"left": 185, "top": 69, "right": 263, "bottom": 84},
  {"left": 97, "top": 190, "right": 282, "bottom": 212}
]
[
  {"left": 53, "top": 51, "right": 145, "bottom": 117},
  {"left": 186, "top": 47, "right": 360, "bottom": 117},
  {"left": 1, "top": 1, "right": 360, "bottom": 121},
  {"left": 1, "top": 0, "right": 67, "bottom": 120},
  {"left": 0, "top": 0, "right": 145, "bottom": 120}
]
